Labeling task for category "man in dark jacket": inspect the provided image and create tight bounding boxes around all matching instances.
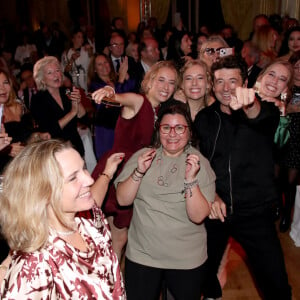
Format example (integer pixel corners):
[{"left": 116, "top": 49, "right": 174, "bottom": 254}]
[{"left": 194, "top": 55, "right": 291, "bottom": 300}]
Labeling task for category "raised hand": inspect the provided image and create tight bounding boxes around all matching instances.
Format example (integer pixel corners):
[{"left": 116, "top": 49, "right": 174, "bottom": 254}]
[
  {"left": 136, "top": 148, "right": 156, "bottom": 174},
  {"left": 185, "top": 154, "right": 201, "bottom": 181}
]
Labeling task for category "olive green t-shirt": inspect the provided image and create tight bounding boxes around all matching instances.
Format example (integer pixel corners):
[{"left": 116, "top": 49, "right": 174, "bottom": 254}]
[{"left": 115, "top": 145, "right": 216, "bottom": 269}]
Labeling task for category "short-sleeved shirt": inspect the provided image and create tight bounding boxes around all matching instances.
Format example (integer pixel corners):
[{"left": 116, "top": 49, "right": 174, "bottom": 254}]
[
  {"left": 1, "top": 206, "right": 126, "bottom": 299},
  {"left": 115, "top": 145, "right": 216, "bottom": 269}
]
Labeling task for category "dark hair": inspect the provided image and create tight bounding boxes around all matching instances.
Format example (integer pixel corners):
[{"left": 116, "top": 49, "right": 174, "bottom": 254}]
[
  {"left": 151, "top": 102, "right": 196, "bottom": 148},
  {"left": 279, "top": 26, "right": 300, "bottom": 56},
  {"left": 211, "top": 55, "right": 248, "bottom": 84},
  {"left": 288, "top": 50, "right": 300, "bottom": 66},
  {"left": 166, "top": 31, "right": 189, "bottom": 66}
]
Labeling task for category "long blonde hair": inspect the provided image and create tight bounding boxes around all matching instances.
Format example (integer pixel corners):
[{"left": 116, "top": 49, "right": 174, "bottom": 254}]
[
  {"left": 180, "top": 59, "right": 212, "bottom": 106},
  {"left": 0, "top": 140, "right": 74, "bottom": 252}
]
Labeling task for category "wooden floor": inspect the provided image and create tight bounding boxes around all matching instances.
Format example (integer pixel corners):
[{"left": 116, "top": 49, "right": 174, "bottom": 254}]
[{"left": 222, "top": 222, "right": 300, "bottom": 300}]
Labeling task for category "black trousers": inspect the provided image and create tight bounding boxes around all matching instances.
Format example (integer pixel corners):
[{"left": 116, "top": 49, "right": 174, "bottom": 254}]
[
  {"left": 125, "top": 257, "right": 207, "bottom": 300},
  {"left": 203, "top": 212, "right": 292, "bottom": 300}
]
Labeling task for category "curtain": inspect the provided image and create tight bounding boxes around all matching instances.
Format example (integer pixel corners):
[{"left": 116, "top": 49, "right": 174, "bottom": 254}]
[
  {"left": 151, "top": 0, "right": 170, "bottom": 26},
  {"left": 221, "top": 0, "right": 281, "bottom": 41}
]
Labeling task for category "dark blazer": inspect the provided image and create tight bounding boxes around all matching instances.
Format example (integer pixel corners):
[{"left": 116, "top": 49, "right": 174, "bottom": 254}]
[
  {"left": 247, "top": 64, "right": 262, "bottom": 88},
  {"left": 30, "top": 88, "right": 85, "bottom": 156}
]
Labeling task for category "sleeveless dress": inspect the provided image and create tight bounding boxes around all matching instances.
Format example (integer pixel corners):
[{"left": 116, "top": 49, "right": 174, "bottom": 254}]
[{"left": 92, "top": 95, "right": 158, "bottom": 228}]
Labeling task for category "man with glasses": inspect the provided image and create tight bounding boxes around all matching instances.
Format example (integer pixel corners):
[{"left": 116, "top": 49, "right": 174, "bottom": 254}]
[
  {"left": 194, "top": 55, "right": 291, "bottom": 300},
  {"left": 108, "top": 33, "right": 138, "bottom": 85}
]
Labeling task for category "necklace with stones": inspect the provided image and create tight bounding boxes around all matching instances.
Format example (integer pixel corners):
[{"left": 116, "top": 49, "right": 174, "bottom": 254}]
[{"left": 156, "top": 154, "right": 178, "bottom": 187}]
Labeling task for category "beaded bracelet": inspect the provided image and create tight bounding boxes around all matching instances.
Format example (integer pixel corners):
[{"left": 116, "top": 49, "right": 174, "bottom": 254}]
[
  {"left": 183, "top": 179, "right": 199, "bottom": 198},
  {"left": 131, "top": 172, "right": 142, "bottom": 182}
]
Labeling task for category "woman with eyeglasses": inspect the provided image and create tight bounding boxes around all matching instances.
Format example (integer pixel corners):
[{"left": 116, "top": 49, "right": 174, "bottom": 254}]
[
  {"left": 115, "top": 103, "right": 215, "bottom": 300},
  {"left": 91, "top": 60, "right": 179, "bottom": 261},
  {"left": 198, "top": 35, "right": 229, "bottom": 70}
]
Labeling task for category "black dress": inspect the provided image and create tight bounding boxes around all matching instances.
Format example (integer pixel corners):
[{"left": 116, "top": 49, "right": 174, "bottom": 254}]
[
  {"left": 30, "top": 88, "right": 84, "bottom": 156},
  {"left": 281, "top": 85, "right": 300, "bottom": 169}
]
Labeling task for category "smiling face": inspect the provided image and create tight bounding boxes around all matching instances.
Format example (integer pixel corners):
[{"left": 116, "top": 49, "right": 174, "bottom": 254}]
[
  {"left": 43, "top": 62, "right": 63, "bottom": 90},
  {"left": 56, "top": 148, "right": 94, "bottom": 218},
  {"left": 0, "top": 72, "right": 11, "bottom": 104},
  {"left": 288, "top": 30, "right": 300, "bottom": 53},
  {"left": 95, "top": 55, "right": 111, "bottom": 79},
  {"left": 201, "top": 41, "right": 226, "bottom": 68},
  {"left": 72, "top": 31, "right": 84, "bottom": 49},
  {"left": 147, "top": 66, "right": 177, "bottom": 106},
  {"left": 160, "top": 113, "right": 190, "bottom": 157},
  {"left": 182, "top": 64, "right": 209, "bottom": 101},
  {"left": 259, "top": 63, "right": 290, "bottom": 98},
  {"left": 213, "top": 68, "right": 244, "bottom": 113},
  {"left": 181, "top": 34, "right": 192, "bottom": 55}
]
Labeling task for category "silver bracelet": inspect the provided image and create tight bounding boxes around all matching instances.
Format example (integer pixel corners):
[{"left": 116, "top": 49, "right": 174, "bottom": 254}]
[{"left": 184, "top": 179, "right": 198, "bottom": 198}]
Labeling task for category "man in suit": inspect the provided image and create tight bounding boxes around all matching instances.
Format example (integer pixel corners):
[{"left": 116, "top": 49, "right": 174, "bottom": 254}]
[
  {"left": 241, "top": 40, "right": 262, "bottom": 88},
  {"left": 18, "top": 64, "right": 37, "bottom": 110},
  {"left": 135, "top": 37, "right": 161, "bottom": 91},
  {"left": 109, "top": 33, "right": 138, "bottom": 83}
]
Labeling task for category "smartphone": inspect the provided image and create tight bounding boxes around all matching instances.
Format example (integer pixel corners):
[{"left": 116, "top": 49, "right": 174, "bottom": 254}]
[
  {"left": 0, "top": 104, "right": 3, "bottom": 128},
  {"left": 219, "top": 48, "right": 235, "bottom": 57}
]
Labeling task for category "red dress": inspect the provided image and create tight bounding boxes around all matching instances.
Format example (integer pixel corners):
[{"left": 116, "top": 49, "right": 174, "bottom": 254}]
[{"left": 92, "top": 95, "right": 158, "bottom": 228}]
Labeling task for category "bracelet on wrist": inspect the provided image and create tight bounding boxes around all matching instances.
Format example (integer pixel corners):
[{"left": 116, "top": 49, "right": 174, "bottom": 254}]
[
  {"left": 135, "top": 168, "right": 145, "bottom": 176},
  {"left": 183, "top": 179, "right": 198, "bottom": 198},
  {"left": 100, "top": 172, "right": 112, "bottom": 180},
  {"left": 133, "top": 170, "right": 144, "bottom": 179},
  {"left": 131, "top": 172, "right": 142, "bottom": 182}
]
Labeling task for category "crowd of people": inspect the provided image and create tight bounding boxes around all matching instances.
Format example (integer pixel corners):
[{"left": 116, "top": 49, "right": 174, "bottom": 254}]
[{"left": 0, "top": 11, "right": 299, "bottom": 299}]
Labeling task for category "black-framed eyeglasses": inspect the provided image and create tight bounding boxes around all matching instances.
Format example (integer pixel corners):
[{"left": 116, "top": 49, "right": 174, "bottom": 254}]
[
  {"left": 159, "top": 124, "right": 189, "bottom": 135},
  {"left": 204, "top": 47, "right": 223, "bottom": 56}
]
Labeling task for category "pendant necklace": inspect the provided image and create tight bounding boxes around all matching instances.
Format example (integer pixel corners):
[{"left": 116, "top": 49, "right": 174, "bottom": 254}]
[
  {"left": 156, "top": 154, "right": 178, "bottom": 187},
  {"left": 152, "top": 105, "right": 159, "bottom": 126},
  {"left": 52, "top": 228, "right": 77, "bottom": 236}
]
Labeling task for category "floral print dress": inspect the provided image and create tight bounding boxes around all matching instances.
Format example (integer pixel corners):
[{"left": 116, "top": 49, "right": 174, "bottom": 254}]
[{"left": 0, "top": 206, "right": 126, "bottom": 299}]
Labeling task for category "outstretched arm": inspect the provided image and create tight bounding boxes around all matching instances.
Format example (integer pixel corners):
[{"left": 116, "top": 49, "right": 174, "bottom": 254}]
[
  {"left": 92, "top": 86, "right": 144, "bottom": 118},
  {"left": 116, "top": 148, "right": 156, "bottom": 206},
  {"left": 91, "top": 152, "right": 125, "bottom": 207},
  {"left": 230, "top": 87, "right": 260, "bottom": 119}
]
